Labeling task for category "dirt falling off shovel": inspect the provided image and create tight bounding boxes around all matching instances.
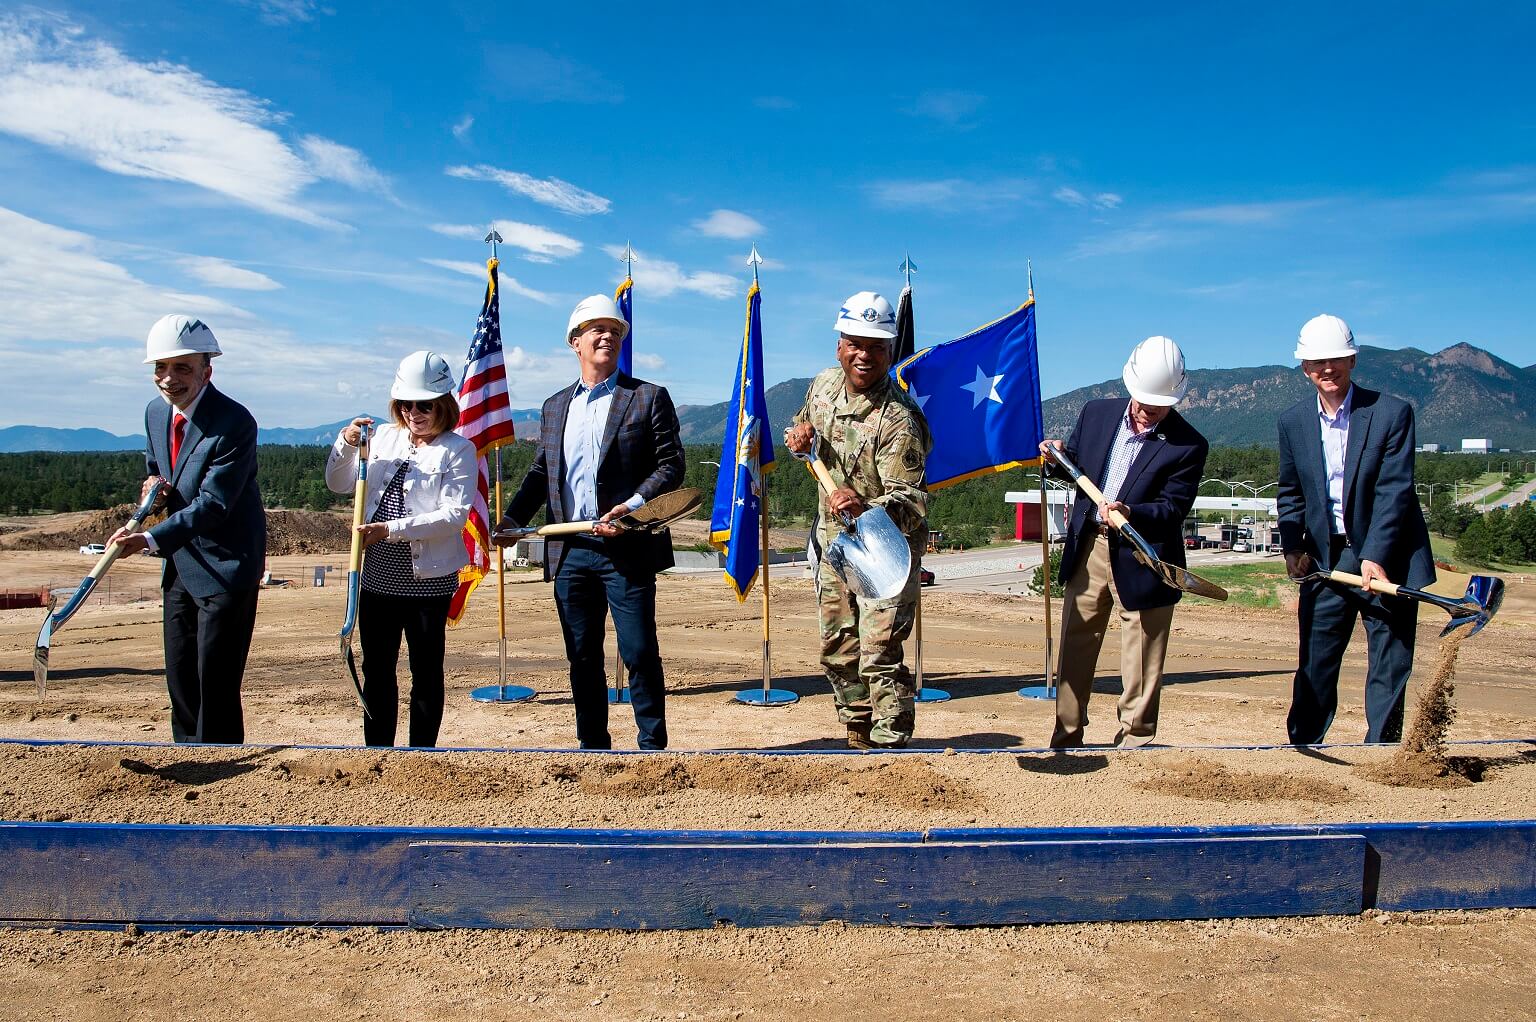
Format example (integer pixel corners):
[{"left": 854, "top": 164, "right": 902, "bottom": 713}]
[{"left": 1356, "top": 632, "right": 1479, "bottom": 789}]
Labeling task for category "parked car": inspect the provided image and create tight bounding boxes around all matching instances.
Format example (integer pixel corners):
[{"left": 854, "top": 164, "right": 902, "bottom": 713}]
[
  {"left": 1239, "top": 515, "right": 1254, "bottom": 525},
  {"left": 919, "top": 567, "right": 936, "bottom": 586},
  {"left": 1184, "top": 536, "right": 1201, "bottom": 549},
  {"left": 79, "top": 543, "right": 106, "bottom": 556},
  {"left": 1231, "top": 541, "right": 1251, "bottom": 553}
]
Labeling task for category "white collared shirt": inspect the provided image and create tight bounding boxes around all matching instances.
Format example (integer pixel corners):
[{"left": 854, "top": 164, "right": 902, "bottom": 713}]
[
  {"left": 1317, "top": 385, "right": 1354, "bottom": 537},
  {"left": 1094, "top": 402, "right": 1158, "bottom": 523},
  {"left": 560, "top": 375, "right": 646, "bottom": 522},
  {"left": 145, "top": 387, "right": 209, "bottom": 552}
]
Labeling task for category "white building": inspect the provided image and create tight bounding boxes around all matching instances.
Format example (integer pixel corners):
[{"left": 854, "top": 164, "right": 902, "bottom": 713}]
[{"left": 1462, "top": 438, "right": 1492, "bottom": 454}]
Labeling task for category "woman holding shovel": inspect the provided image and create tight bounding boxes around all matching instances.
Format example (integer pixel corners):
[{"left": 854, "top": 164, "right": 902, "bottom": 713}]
[{"left": 325, "top": 351, "right": 476, "bottom": 747}]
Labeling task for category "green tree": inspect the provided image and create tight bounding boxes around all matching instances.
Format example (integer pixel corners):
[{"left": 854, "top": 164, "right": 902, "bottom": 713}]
[{"left": 1455, "top": 516, "right": 1498, "bottom": 567}]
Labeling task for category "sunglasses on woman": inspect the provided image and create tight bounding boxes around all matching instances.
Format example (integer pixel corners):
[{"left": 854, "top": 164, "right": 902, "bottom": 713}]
[{"left": 399, "top": 400, "right": 436, "bottom": 413}]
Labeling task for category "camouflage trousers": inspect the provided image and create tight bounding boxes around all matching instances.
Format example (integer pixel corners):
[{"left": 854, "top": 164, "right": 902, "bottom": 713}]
[{"left": 815, "top": 557, "right": 918, "bottom": 744}]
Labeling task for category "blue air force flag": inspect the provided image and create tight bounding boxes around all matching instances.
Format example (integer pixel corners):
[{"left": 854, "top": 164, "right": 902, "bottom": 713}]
[
  {"left": 709, "top": 282, "right": 776, "bottom": 600},
  {"left": 614, "top": 276, "right": 634, "bottom": 377},
  {"left": 893, "top": 299, "right": 1043, "bottom": 489}
]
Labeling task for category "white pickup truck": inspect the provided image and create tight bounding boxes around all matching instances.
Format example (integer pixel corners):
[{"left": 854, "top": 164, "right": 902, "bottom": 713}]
[{"left": 79, "top": 543, "right": 106, "bottom": 556}]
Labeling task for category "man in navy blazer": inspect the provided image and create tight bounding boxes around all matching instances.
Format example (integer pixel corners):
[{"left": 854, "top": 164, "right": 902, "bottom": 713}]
[
  {"left": 1278, "top": 314, "right": 1434, "bottom": 745},
  {"left": 1040, "top": 337, "right": 1208, "bottom": 748},
  {"left": 500, "top": 295, "right": 684, "bottom": 750},
  {"left": 109, "top": 316, "right": 265, "bottom": 744}
]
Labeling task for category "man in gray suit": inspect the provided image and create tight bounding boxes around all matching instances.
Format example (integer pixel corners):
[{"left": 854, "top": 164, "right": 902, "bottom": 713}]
[
  {"left": 1277, "top": 314, "right": 1434, "bottom": 745},
  {"left": 500, "top": 294, "right": 684, "bottom": 750},
  {"left": 110, "top": 315, "right": 265, "bottom": 743}
]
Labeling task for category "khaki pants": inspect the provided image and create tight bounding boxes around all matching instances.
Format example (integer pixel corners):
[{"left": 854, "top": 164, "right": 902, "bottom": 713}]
[{"left": 1051, "top": 533, "right": 1176, "bottom": 748}]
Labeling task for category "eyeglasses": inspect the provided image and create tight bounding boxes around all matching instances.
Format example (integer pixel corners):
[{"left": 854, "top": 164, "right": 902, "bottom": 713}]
[{"left": 399, "top": 400, "right": 436, "bottom": 413}]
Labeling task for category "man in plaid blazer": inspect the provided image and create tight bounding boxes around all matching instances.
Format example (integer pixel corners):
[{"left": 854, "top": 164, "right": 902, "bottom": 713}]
[{"left": 502, "top": 295, "right": 684, "bottom": 750}]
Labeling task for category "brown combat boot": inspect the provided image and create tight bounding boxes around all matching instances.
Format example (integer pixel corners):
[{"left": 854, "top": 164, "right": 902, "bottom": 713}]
[{"left": 846, "top": 722, "right": 874, "bottom": 750}]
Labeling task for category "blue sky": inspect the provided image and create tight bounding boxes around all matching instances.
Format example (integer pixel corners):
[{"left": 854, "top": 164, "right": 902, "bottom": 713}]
[{"left": 1, "top": 1, "right": 1533, "bottom": 434}]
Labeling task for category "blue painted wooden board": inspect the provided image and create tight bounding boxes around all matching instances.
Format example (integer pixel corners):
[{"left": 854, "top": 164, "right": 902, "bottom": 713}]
[{"left": 407, "top": 834, "right": 1365, "bottom": 929}]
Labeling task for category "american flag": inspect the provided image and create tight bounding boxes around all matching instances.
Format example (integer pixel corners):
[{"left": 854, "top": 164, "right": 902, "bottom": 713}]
[{"left": 447, "top": 258, "right": 516, "bottom": 625}]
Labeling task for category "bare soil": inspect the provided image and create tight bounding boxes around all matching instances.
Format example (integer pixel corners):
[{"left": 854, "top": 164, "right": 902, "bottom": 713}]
[{"left": 2, "top": 545, "right": 1535, "bottom": 1019}]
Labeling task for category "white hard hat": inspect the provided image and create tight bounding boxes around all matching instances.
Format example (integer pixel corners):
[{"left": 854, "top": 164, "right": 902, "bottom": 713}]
[
  {"left": 835, "top": 291, "right": 898, "bottom": 340},
  {"left": 1122, "top": 335, "right": 1189, "bottom": 407},
  {"left": 1294, "top": 314, "right": 1357, "bottom": 361},
  {"left": 391, "top": 350, "right": 457, "bottom": 401},
  {"left": 143, "top": 314, "right": 222, "bottom": 364},
  {"left": 566, "top": 294, "right": 630, "bottom": 342}
]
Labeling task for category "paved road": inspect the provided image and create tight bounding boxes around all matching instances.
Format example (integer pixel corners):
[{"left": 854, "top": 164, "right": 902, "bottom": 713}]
[{"left": 924, "top": 544, "right": 1278, "bottom": 595}]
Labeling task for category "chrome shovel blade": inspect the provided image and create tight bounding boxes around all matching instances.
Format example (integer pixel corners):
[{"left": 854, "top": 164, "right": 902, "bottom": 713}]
[
  {"left": 825, "top": 506, "right": 912, "bottom": 601},
  {"left": 32, "top": 615, "right": 50, "bottom": 701}
]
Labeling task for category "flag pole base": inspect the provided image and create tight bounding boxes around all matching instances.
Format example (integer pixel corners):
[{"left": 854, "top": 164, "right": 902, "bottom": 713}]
[
  {"left": 914, "top": 688, "right": 951, "bottom": 703},
  {"left": 1017, "top": 685, "right": 1057, "bottom": 701},
  {"left": 470, "top": 684, "right": 537, "bottom": 704},
  {"left": 607, "top": 687, "right": 631, "bottom": 705},
  {"left": 735, "top": 688, "right": 799, "bottom": 707}
]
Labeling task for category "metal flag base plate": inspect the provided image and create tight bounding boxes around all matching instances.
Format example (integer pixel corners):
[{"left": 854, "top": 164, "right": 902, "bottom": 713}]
[
  {"left": 1017, "top": 685, "right": 1057, "bottom": 701},
  {"left": 915, "top": 688, "right": 951, "bottom": 703},
  {"left": 607, "top": 687, "right": 631, "bottom": 705},
  {"left": 470, "top": 684, "right": 537, "bottom": 704},
  {"left": 735, "top": 688, "right": 800, "bottom": 707}
]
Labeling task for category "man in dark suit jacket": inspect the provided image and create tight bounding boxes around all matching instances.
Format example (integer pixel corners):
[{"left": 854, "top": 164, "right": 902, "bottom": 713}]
[
  {"left": 1278, "top": 314, "right": 1434, "bottom": 745},
  {"left": 110, "top": 315, "right": 265, "bottom": 744},
  {"left": 1040, "top": 336, "right": 1208, "bottom": 748},
  {"left": 500, "top": 294, "right": 684, "bottom": 750}
]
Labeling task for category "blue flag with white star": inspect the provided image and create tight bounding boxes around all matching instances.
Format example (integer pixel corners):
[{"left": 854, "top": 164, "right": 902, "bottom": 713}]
[
  {"left": 614, "top": 276, "right": 634, "bottom": 376},
  {"left": 893, "top": 298, "right": 1043, "bottom": 489},
  {"left": 709, "top": 281, "right": 776, "bottom": 600}
]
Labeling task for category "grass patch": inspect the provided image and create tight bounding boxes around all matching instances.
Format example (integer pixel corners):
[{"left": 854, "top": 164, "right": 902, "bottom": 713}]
[
  {"left": 1428, "top": 534, "right": 1535, "bottom": 574},
  {"left": 1187, "top": 561, "right": 1292, "bottom": 608}
]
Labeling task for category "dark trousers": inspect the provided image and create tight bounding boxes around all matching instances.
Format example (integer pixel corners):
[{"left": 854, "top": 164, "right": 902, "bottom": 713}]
[
  {"left": 163, "top": 576, "right": 259, "bottom": 744},
  {"left": 553, "top": 539, "right": 667, "bottom": 750},
  {"left": 359, "top": 588, "right": 451, "bottom": 747},
  {"left": 1288, "top": 538, "right": 1419, "bottom": 745}
]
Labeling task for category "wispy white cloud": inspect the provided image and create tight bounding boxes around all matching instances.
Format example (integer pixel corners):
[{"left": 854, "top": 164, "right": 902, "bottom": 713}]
[
  {"left": 866, "top": 177, "right": 1036, "bottom": 212},
  {"left": 451, "top": 114, "right": 473, "bottom": 141},
  {"left": 692, "top": 209, "right": 764, "bottom": 240},
  {"left": 181, "top": 256, "right": 282, "bottom": 291},
  {"left": 601, "top": 245, "right": 737, "bottom": 299},
  {"left": 484, "top": 44, "right": 623, "bottom": 105},
  {"left": 1072, "top": 229, "right": 1170, "bottom": 258},
  {"left": 429, "top": 219, "right": 582, "bottom": 262},
  {"left": 502, "top": 345, "right": 585, "bottom": 403},
  {"left": 634, "top": 352, "right": 666, "bottom": 371},
  {"left": 446, "top": 164, "right": 611, "bottom": 216},
  {"left": 236, "top": 0, "right": 327, "bottom": 25},
  {"left": 0, "top": 13, "right": 382, "bottom": 227},
  {"left": 1054, "top": 186, "right": 1122, "bottom": 210},
  {"left": 418, "top": 258, "right": 555, "bottom": 304},
  {"left": 299, "top": 135, "right": 393, "bottom": 199},
  {"left": 1170, "top": 200, "right": 1321, "bottom": 225},
  {"left": 908, "top": 89, "right": 986, "bottom": 127}
]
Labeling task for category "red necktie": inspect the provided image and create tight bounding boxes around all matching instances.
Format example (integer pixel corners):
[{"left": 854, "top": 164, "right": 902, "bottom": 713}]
[{"left": 171, "top": 413, "right": 187, "bottom": 467}]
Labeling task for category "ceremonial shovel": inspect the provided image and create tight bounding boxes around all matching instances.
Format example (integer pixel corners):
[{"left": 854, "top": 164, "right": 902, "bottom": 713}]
[
  {"left": 491, "top": 487, "right": 704, "bottom": 543},
  {"left": 1289, "top": 569, "right": 1504, "bottom": 638},
  {"left": 1047, "top": 446, "right": 1229, "bottom": 602},
  {"left": 794, "top": 434, "right": 912, "bottom": 602},
  {"left": 33, "top": 479, "right": 168, "bottom": 699},
  {"left": 338, "top": 423, "right": 372, "bottom": 718}
]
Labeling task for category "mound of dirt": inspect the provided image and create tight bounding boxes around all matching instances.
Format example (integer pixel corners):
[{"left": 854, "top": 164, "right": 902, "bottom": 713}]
[
  {"left": 1134, "top": 756, "right": 1354, "bottom": 804},
  {"left": 0, "top": 506, "right": 348, "bottom": 555}
]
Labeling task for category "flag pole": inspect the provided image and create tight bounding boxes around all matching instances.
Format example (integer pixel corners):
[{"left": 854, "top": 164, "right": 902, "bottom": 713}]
[
  {"left": 471, "top": 228, "right": 535, "bottom": 705},
  {"left": 609, "top": 243, "right": 637, "bottom": 707},
  {"left": 1018, "top": 261, "right": 1055, "bottom": 701},
  {"left": 737, "top": 244, "right": 796, "bottom": 707},
  {"left": 902, "top": 253, "right": 947, "bottom": 705}
]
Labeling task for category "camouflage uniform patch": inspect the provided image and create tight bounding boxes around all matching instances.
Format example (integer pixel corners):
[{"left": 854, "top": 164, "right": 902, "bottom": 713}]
[{"left": 795, "top": 368, "right": 932, "bottom": 744}]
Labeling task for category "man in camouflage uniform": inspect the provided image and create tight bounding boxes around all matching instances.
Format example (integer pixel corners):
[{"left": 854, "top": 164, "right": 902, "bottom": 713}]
[{"left": 784, "top": 291, "right": 932, "bottom": 749}]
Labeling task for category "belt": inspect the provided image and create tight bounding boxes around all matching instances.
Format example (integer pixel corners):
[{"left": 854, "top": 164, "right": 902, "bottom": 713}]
[{"left": 1093, "top": 522, "right": 1113, "bottom": 538}]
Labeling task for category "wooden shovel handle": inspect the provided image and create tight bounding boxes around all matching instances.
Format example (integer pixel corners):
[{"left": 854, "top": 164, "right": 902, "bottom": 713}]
[
  {"left": 1061, "top": 463, "right": 1131, "bottom": 532},
  {"left": 808, "top": 457, "right": 839, "bottom": 497},
  {"left": 539, "top": 520, "right": 598, "bottom": 537},
  {"left": 346, "top": 428, "right": 370, "bottom": 573},
  {"left": 1328, "top": 569, "right": 1401, "bottom": 596}
]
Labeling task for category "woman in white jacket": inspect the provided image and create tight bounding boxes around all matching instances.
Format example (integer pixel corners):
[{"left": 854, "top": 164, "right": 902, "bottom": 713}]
[{"left": 325, "top": 351, "right": 476, "bottom": 747}]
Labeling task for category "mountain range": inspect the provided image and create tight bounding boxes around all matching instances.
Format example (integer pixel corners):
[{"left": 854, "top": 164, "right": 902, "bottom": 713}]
[{"left": 5, "top": 343, "right": 1533, "bottom": 452}]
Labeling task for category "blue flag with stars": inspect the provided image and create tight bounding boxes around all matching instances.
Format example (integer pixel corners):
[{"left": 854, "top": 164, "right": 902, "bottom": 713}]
[
  {"left": 893, "top": 298, "right": 1043, "bottom": 489},
  {"left": 709, "top": 281, "right": 776, "bottom": 600},
  {"left": 614, "top": 276, "right": 633, "bottom": 377}
]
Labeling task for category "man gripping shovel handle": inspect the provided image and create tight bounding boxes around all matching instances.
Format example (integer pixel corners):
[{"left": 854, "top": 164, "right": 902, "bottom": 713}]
[
  {"left": 491, "top": 487, "right": 705, "bottom": 544},
  {"left": 1042, "top": 442, "right": 1228, "bottom": 602},
  {"left": 787, "top": 430, "right": 912, "bottom": 602},
  {"left": 1287, "top": 565, "right": 1504, "bottom": 639},
  {"left": 33, "top": 478, "right": 169, "bottom": 699}
]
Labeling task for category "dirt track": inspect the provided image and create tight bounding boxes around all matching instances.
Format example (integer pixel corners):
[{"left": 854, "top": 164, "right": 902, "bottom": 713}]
[{"left": 2, "top": 545, "right": 1534, "bottom": 1020}]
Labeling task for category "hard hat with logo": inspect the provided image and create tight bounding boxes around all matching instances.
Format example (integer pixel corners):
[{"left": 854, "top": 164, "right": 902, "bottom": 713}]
[
  {"left": 143, "top": 315, "right": 222, "bottom": 364},
  {"left": 391, "top": 350, "right": 457, "bottom": 401},
  {"left": 566, "top": 294, "right": 630, "bottom": 342},
  {"left": 835, "top": 291, "right": 898, "bottom": 340},
  {"left": 1122, "top": 335, "right": 1189, "bottom": 406},
  {"left": 1294, "top": 314, "right": 1357, "bottom": 361}
]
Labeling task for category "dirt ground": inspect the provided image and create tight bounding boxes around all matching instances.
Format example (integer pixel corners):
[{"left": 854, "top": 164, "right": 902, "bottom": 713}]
[{"left": 1, "top": 544, "right": 1534, "bottom": 1020}]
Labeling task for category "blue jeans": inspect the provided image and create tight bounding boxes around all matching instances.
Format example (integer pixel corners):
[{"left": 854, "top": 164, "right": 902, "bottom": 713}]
[{"left": 553, "top": 539, "right": 667, "bottom": 750}]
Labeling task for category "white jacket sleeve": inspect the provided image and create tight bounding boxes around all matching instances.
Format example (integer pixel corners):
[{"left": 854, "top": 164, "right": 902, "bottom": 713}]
[
  {"left": 324, "top": 432, "right": 359, "bottom": 494},
  {"left": 382, "top": 437, "right": 475, "bottom": 542}
]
